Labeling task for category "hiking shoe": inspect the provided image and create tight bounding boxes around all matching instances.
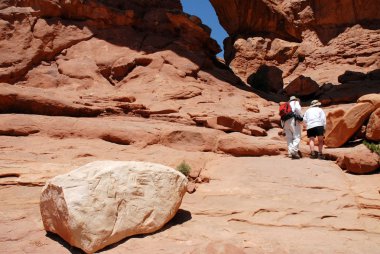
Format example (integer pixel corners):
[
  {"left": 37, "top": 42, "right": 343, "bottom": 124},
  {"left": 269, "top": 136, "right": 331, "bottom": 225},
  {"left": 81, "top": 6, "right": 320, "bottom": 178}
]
[
  {"left": 318, "top": 154, "right": 325, "bottom": 160},
  {"left": 310, "top": 152, "right": 318, "bottom": 159},
  {"left": 291, "top": 153, "right": 300, "bottom": 159}
]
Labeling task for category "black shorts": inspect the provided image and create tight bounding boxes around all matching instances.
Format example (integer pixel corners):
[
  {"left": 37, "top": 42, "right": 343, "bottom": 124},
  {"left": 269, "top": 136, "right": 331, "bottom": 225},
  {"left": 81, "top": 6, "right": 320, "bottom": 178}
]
[{"left": 307, "top": 126, "right": 325, "bottom": 138}]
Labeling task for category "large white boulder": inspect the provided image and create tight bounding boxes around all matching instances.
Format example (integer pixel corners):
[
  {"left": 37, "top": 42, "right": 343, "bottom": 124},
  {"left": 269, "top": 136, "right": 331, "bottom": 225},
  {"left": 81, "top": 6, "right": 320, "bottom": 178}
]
[{"left": 40, "top": 161, "right": 188, "bottom": 253}]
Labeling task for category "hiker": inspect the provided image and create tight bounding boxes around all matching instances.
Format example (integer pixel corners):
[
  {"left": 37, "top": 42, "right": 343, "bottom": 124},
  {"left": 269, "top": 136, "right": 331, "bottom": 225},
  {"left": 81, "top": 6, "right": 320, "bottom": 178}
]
[
  {"left": 303, "top": 100, "right": 326, "bottom": 159},
  {"left": 282, "top": 96, "right": 303, "bottom": 159}
]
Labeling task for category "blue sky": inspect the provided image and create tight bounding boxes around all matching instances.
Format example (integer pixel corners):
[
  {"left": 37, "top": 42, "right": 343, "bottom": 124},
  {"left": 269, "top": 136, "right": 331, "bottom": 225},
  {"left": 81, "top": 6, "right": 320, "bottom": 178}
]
[{"left": 180, "top": 0, "right": 228, "bottom": 58}]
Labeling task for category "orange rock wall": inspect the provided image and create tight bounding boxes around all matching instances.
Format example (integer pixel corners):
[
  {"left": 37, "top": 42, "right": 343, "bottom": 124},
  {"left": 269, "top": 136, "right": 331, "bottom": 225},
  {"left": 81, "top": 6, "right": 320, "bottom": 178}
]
[
  {"left": 0, "top": 0, "right": 222, "bottom": 84},
  {"left": 210, "top": 0, "right": 380, "bottom": 99}
]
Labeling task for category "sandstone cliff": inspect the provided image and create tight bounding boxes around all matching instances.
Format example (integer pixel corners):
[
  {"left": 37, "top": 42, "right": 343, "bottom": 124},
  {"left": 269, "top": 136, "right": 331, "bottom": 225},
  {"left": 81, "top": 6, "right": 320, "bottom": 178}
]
[
  {"left": 1, "top": 0, "right": 267, "bottom": 124},
  {"left": 0, "top": 1, "right": 379, "bottom": 253},
  {"left": 211, "top": 0, "right": 380, "bottom": 103},
  {"left": 0, "top": 0, "right": 221, "bottom": 84}
]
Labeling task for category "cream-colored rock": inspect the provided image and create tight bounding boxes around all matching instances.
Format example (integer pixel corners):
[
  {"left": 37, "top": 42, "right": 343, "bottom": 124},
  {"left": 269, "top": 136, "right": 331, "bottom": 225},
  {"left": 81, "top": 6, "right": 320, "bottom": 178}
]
[{"left": 40, "top": 161, "right": 188, "bottom": 253}]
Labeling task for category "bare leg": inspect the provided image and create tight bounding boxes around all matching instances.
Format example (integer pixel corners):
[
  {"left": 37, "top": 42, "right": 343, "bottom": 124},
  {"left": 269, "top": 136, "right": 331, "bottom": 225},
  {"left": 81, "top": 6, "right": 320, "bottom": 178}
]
[
  {"left": 309, "top": 137, "right": 315, "bottom": 154},
  {"left": 317, "top": 136, "right": 324, "bottom": 154}
]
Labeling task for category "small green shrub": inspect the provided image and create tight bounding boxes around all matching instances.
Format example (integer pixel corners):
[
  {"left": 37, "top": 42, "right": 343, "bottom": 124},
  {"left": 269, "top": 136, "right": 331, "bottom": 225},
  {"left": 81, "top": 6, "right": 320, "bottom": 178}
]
[
  {"left": 363, "top": 140, "right": 380, "bottom": 155},
  {"left": 176, "top": 161, "right": 191, "bottom": 176}
]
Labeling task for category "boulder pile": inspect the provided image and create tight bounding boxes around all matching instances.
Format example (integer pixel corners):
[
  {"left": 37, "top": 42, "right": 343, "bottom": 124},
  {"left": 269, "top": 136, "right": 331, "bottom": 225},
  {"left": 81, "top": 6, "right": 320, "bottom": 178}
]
[{"left": 325, "top": 94, "right": 380, "bottom": 147}]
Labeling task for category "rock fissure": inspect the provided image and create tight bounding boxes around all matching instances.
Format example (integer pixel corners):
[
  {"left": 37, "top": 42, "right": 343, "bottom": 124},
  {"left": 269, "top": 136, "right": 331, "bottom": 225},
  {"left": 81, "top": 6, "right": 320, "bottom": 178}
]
[
  {"left": 293, "top": 185, "right": 341, "bottom": 191},
  {"left": 228, "top": 218, "right": 370, "bottom": 233},
  {"left": 192, "top": 210, "right": 244, "bottom": 217},
  {"left": 0, "top": 173, "right": 20, "bottom": 178}
]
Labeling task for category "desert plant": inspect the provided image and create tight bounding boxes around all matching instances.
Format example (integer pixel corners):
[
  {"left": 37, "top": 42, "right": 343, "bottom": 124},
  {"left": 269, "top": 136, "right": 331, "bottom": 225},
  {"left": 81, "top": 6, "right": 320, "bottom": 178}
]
[
  {"left": 363, "top": 140, "right": 380, "bottom": 155},
  {"left": 176, "top": 161, "right": 191, "bottom": 176}
]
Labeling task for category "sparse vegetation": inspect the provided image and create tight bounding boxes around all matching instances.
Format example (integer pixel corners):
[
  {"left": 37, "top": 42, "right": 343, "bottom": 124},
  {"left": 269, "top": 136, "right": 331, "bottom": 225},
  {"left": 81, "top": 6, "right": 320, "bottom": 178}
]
[
  {"left": 363, "top": 140, "right": 380, "bottom": 155},
  {"left": 176, "top": 161, "right": 191, "bottom": 176}
]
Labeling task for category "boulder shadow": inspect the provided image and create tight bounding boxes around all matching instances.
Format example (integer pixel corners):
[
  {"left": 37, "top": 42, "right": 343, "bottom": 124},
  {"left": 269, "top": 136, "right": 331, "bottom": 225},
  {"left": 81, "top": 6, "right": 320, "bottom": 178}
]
[
  {"left": 46, "top": 232, "right": 84, "bottom": 254},
  {"left": 346, "top": 167, "right": 380, "bottom": 176},
  {"left": 99, "top": 209, "right": 192, "bottom": 252},
  {"left": 46, "top": 209, "right": 192, "bottom": 253}
]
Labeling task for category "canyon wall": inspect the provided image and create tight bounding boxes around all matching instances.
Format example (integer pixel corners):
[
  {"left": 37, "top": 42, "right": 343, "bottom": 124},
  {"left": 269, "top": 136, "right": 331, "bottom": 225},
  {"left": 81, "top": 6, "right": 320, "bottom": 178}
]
[
  {"left": 210, "top": 0, "right": 380, "bottom": 103},
  {"left": 0, "top": 2, "right": 379, "bottom": 253},
  {"left": 0, "top": 0, "right": 224, "bottom": 84},
  {"left": 1, "top": 0, "right": 276, "bottom": 134}
]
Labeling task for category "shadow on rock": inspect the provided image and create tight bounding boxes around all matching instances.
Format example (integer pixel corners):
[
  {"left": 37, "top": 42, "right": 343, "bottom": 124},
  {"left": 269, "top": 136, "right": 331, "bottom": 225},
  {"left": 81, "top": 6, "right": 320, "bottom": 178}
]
[
  {"left": 346, "top": 167, "right": 380, "bottom": 176},
  {"left": 46, "top": 208, "right": 192, "bottom": 253}
]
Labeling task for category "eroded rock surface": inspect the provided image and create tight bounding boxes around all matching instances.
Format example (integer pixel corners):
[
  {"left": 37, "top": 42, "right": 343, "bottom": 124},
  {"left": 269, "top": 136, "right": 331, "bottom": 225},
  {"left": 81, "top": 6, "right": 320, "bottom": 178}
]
[
  {"left": 1, "top": 151, "right": 379, "bottom": 253},
  {"left": 366, "top": 107, "right": 380, "bottom": 142},
  {"left": 0, "top": 1, "right": 379, "bottom": 253},
  {"left": 211, "top": 0, "right": 380, "bottom": 102},
  {"left": 336, "top": 145, "right": 380, "bottom": 174},
  {"left": 325, "top": 94, "right": 380, "bottom": 148},
  {"left": 40, "top": 161, "right": 187, "bottom": 253},
  {"left": 325, "top": 102, "right": 375, "bottom": 148}
]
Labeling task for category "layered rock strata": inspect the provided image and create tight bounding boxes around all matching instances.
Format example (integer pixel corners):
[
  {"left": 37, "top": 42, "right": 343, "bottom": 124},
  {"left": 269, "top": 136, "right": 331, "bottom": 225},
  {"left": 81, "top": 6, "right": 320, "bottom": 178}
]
[
  {"left": 211, "top": 0, "right": 380, "bottom": 102},
  {"left": 0, "top": 0, "right": 223, "bottom": 84}
]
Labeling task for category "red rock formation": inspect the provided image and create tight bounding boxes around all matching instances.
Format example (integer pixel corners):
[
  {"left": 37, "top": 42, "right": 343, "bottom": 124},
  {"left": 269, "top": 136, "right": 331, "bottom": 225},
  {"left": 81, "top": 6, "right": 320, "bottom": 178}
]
[
  {"left": 366, "top": 108, "right": 380, "bottom": 142},
  {"left": 325, "top": 102, "right": 374, "bottom": 148},
  {"left": 209, "top": 0, "right": 301, "bottom": 42},
  {"left": 210, "top": 0, "right": 380, "bottom": 101},
  {"left": 216, "top": 132, "right": 286, "bottom": 156},
  {"left": 0, "top": 83, "right": 104, "bottom": 116},
  {"left": 284, "top": 75, "right": 319, "bottom": 97},
  {"left": 1, "top": 2, "right": 379, "bottom": 253},
  {"left": 336, "top": 144, "right": 380, "bottom": 174},
  {"left": 0, "top": 0, "right": 223, "bottom": 84},
  {"left": 324, "top": 94, "right": 380, "bottom": 148},
  {"left": 1, "top": 0, "right": 264, "bottom": 127}
]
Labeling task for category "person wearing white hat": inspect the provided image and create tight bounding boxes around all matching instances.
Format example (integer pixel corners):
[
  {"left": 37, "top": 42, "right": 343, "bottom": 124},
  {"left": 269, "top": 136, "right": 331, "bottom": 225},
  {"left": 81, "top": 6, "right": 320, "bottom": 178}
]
[
  {"left": 303, "top": 100, "right": 326, "bottom": 159},
  {"left": 283, "top": 96, "right": 303, "bottom": 159}
]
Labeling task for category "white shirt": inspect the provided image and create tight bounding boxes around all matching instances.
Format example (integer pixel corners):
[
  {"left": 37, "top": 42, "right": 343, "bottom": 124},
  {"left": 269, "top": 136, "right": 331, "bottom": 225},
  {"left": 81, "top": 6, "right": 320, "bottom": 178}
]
[
  {"left": 289, "top": 100, "right": 302, "bottom": 115},
  {"left": 303, "top": 107, "right": 326, "bottom": 130}
]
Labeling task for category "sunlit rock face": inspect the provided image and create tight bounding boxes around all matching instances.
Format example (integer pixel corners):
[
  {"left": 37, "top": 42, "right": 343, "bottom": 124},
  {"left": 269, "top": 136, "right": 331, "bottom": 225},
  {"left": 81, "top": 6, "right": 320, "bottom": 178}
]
[
  {"left": 210, "top": 0, "right": 380, "bottom": 102},
  {"left": 0, "top": 0, "right": 223, "bottom": 84},
  {"left": 40, "top": 160, "right": 188, "bottom": 253},
  {"left": 1, "top": 0, "right": 260, "bottom": 124},
  {"left": 1, "top": 3, "right": 380, "bottom": 254}
]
